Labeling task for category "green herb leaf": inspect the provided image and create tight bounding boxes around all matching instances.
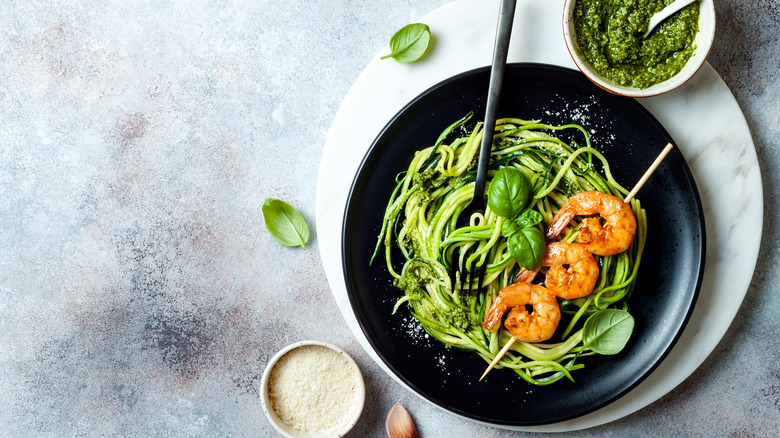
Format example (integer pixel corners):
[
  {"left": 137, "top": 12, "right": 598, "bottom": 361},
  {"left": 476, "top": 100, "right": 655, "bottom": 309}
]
[
  {"left": 487, "top": 167, "right": 532, "bottom": 219},
  {"left": 506, "top": 226, "right": 545, "bottom": 270},
  {"left": 501, "top": 219, "right": 520, "bottom": 237},
  {"left": 381, "top": 23, "right": 431, "bottom": 63},
  {"left": 262, "top": 198, "right": 310, "bottom": 249},
  {"left": 582, "top": 309, "right": 635, "bottom": 355},
  {"left": 514, "top": 209, "right": 544, "bottom": 228}
]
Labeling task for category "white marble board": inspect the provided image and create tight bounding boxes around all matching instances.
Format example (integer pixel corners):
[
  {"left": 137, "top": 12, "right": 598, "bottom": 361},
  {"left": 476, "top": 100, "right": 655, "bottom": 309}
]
[{"left": 315, "top": 0, "right": 761, "bottom": 432}]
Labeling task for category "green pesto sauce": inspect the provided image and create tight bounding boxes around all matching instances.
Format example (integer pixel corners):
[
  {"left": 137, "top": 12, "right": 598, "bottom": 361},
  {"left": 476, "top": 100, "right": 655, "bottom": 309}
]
[{"left": 573, "top": 0, "right": 700, "bottom": 89}]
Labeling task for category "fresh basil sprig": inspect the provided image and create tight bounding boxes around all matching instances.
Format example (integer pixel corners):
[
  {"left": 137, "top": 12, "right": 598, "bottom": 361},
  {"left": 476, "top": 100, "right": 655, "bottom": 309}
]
[
  {"left": 582, "top": 309, "right": 635, "bottom": 355},
  {"left": 487, "top": 167, "right": 531, "bottom": 218},
  {"left": 488, "top": 167, "right": 545, "bottom": 270},
  {"left": 381, "top": 23, "right": 431, "bottom": 63},
  {"left": 501, "top": 209, "right": 543, "bottom": 235},
  {"left": 262, "top": 198, "right": 310, "bottom": 249},
  {"left": 507, "top": 227, "right": 546, "bottom": 270},
  {"left": 514, "top": 209, "right": 543, "bottom": 228}
]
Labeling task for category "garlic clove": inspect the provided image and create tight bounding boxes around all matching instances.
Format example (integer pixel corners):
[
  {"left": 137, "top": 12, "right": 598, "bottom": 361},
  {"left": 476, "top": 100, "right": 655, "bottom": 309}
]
[{"left": 385, "top": 401, "right": 418, "bottom": 438}]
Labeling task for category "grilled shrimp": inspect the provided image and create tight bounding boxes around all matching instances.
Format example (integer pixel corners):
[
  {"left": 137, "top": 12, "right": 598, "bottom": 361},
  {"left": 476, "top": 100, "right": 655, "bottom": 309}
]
[
  {"left": 541, "top": 241, "right": 599, "bottom": 300},
  {"left": 513, "top": 267, "right": 539, "bottom": 284},
  {"left": 482, "top": 282, "right": 561, "bottom": 343},
  {"left": 546, "top": 191, "right": 637, "bottom": 256}
]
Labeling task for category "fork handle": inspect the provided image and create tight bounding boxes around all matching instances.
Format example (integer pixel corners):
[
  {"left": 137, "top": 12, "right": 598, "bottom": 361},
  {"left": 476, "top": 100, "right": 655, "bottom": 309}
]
[{"left": 474, "top": 0, "right": 517, "bottom": 204}]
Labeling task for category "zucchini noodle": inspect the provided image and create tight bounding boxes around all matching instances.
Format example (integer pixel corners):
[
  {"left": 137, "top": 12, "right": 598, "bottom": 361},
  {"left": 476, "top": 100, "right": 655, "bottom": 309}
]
[{"left": 372, "top": 113, "right": 647, "bottom": 385}]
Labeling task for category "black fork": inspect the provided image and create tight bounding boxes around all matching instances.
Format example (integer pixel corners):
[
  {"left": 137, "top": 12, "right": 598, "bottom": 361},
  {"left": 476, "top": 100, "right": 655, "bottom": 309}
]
[{"left": 450, "top": 0, "right": 516, "bottom": 293}]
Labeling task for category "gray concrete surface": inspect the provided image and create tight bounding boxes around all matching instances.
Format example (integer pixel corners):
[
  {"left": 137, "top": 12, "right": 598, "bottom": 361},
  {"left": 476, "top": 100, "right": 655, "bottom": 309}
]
[{"left": 0, "top": 0, "right": 777, "bottom": 436}]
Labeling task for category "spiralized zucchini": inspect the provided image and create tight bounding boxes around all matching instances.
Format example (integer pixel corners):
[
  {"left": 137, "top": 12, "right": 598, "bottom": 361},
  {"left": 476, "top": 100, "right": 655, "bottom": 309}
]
[{"left": 372, "top": 112, "right": 647, "bottom": 385}]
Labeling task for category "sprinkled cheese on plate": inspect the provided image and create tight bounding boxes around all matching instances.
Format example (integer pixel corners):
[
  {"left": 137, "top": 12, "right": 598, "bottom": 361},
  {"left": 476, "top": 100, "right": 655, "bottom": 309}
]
[{"left": 267, "top": 344, "right": 359, "bottom": 433}]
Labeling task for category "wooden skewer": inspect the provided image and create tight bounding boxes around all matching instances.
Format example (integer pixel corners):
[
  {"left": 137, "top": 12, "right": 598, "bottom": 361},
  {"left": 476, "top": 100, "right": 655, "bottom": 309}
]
[
  {"left": 480, "top": 337, "right": 516, "bottom": 381},
  {"left": 624, "top": 143, "right": 673, "bottom": 203},
  {"left": 478, "top": 142, "right": 675, "bottom": 381}
]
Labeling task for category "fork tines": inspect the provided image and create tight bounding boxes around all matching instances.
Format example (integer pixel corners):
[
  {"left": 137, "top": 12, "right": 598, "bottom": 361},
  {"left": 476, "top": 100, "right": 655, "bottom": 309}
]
[{"left": 451, "top": 244, "right": 486, "bottom": 293}]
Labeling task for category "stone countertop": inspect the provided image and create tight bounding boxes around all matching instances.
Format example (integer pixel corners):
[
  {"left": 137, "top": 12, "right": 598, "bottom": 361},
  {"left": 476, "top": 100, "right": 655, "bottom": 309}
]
[{"left": 0, "top": 1, "right": 777, "bottom": 436}]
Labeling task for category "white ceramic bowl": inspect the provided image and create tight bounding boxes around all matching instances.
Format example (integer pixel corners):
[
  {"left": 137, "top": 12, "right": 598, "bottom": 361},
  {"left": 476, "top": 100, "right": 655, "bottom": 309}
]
[
  {"left": 260, "top": 340, "right": 366, "bottom": 438},
  {"left": 563, "top": 0, "right": 716, "bottom": 97}
]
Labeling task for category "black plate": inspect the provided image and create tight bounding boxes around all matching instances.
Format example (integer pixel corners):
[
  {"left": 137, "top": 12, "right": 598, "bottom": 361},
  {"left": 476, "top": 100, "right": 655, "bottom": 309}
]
[{"left": 342, "top": 63, "right": 704, "bottom": 426}]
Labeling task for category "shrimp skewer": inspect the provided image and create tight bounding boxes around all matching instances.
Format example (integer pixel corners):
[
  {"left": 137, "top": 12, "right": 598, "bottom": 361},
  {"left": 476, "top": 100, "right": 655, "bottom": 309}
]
[
  {"left": 545, "top": 143, "right": 674, "bottom": 256},
  {"left": 481, "top": 282, "right": 561, "bottom": 342},
  {"left": 542, "top": 241, "right": 599, "bottom": 300},
  {"left": 479, "top": 282, "right": 560, "bottom": 381},
  {"left": 546, "top": 190, "right": 637, "bottom": 256},
  {"left": 479, "top": 144, "right": 673, "bottom": 381},
  {"left": 513, "top": 241, "right": 599, "bottom": 299},
  {"left": 479, "top": 243, "right": 596, "bottom": 381}
]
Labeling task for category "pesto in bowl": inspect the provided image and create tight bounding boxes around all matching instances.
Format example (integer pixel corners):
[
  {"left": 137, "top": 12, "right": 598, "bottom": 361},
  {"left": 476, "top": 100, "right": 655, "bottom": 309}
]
[{"left": 573, "top": 0, "right": 700, "bottom": 89}]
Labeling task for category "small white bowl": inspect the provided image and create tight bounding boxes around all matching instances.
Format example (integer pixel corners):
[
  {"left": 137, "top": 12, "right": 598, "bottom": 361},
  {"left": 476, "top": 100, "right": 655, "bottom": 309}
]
[
  {"left": 260, "top": 340, "right": 366, "bottom": 438},
  {"left": 563, "top": 0, "right": 716, "bottom": 97}
]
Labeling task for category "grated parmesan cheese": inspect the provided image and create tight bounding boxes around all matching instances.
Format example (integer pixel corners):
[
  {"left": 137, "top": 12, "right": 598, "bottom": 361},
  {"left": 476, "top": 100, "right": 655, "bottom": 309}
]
[{"left": 267, "top": 345, "right": 359, "bottom": 433}]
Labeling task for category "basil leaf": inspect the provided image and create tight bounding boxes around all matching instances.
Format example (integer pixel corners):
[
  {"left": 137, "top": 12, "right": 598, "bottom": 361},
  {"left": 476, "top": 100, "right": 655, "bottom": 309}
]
[
  {"left": 487, "top": 167, "right": 531, "bottom": 219},
  {"left": 262, "top": 199, "right": 310, "bottom": 249},
  {"left": 582, "top": 309, "right": 635, "bottom": 355},
  {"left": 501, "top": 219, "right": 520, "bottom": 237},
  {"left": 507, "top": 227, "right": 545, "bottom": 270},
  {"left": 381, "top": 23, "right": 431, "bottom": 63},
  {"left": 515, "top": 209, "right": 543, "bottom": 228}
]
